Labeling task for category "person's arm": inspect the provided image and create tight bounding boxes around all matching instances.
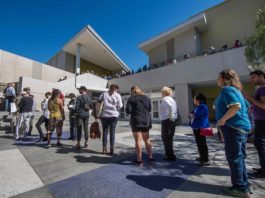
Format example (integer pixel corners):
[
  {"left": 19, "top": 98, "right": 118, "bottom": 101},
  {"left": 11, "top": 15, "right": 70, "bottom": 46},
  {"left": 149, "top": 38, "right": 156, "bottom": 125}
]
[
  {"left": 244, "top": 91, "right": 265, "bottom": 109},
  {"left": 116, "top": 94, "right": 123, "bottom": 110},
  {"left": 193, "top": 105, "right": 208, "bottom": 119},
  {"left": 75, "top": 97, "right": 81, "bottom": 113},
  {"left": 126, "top": 97, "right": 132, "bottom": 114},
  {"left": 58, "top": 99, "right": 65, "bottom": 120},
  {"left": 219, "top": 87, "right": 241, "bottom": 126},
  {"left": 48, "top": 100, "right": 51, "bottom": 111},
  {"left": 218, "top": 104, "right": 240, "bottom": 126},
  {"left": 148, "top": 98, "right": 152, "bottom": 113},
  {"left": 18, "top": 97, "right": 23, "bottom": 109}
]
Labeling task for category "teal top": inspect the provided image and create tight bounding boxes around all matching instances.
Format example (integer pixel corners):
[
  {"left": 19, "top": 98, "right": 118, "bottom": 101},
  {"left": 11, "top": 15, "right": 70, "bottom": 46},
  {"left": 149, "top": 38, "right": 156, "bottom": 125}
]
[{"left": 215, "top": 86, "right": 250, "bottom": 133}]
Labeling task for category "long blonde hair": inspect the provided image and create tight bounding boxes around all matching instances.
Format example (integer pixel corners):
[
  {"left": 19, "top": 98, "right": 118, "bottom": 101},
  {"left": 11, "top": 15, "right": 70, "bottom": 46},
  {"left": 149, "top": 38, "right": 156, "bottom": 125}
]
[
  {"left": 131, "top": 86, "right": 144, "bottom": 95},
  {"left": 219, "top": 69, "right": 243, "bottom": 90}
]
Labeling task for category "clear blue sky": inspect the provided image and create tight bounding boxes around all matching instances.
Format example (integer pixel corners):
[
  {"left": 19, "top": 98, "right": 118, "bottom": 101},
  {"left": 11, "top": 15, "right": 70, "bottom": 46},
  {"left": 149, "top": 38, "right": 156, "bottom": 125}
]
[{"left": 0, "top": 0, "right": 224, "bottom": 71}]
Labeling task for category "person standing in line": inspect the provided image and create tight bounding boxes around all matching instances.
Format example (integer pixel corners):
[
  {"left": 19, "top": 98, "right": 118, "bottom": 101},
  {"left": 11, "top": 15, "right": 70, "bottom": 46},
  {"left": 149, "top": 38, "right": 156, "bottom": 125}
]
[
  {"left": 46, "top": 89, "right": 65, "bottom": 148},
  {"left": 35, "top": 92, "right": 51, "bottom": 142},
  {"left": 159, "top": 86, "right": 178, "bottom": 161},
  {"left": 244, "top": 70, "right": 265, "bottom": 178},
  {"left": 126, "top": 86, "right": 153, "bottom": 166},
  {"left": 215, "top": 69, "right": 251, "bottom": 197},
  {"left": 23, "top": 87, "right": 35, "bottom": 136},
  {"left": 15, "top": 91, "right": 33, "bottom": 140},
  {"left": 100, "top": 84, "right": 123, "bottom": 155},
  {"left": 5, "top": 83, "right": 16, "bottom": 113},
  {"left": 188, "top": 93, "right": 210, "bottom": 166},
  {"left": 75, "top": 86, "right": 91, "bottom": 149},
  {"left": 67, "top": 93, "right": 77, "bottom": 140}
]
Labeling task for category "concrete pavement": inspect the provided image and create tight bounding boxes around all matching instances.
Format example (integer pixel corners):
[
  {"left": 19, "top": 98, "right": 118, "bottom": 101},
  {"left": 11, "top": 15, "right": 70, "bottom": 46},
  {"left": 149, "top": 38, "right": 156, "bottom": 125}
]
[{"left": 0, "top": 116, "right": 264, "bottom": 198}]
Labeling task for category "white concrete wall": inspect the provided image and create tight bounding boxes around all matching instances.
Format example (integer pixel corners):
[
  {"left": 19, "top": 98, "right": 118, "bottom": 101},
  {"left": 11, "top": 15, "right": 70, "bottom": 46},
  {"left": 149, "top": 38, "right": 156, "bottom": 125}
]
[
  {"left": 148, "top": 43, "right": 167, "bottom": 66},
  {"left": 174, "top": 28, "right": 196, "bottom": 58},
  {"left": 0, "top": 50, "right": 74, "bottom": 83},
  {"left": 20, "top": 73, "right": 108, "bottom": 111},
  {"left": 110, "top": 47, "right": 249, "bottom": 123},
  {"left": 201, "top": 0, "right": 264, "bottom": 51}
]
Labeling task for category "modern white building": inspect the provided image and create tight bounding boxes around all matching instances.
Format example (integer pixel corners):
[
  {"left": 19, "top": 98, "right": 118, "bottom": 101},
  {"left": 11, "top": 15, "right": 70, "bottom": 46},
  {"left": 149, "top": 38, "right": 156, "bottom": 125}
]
[
  {"left": 110, "top": 0, "right": 265, "bottom": 123},
  {"left": 0, "top": 26, "right": 130, "bottom": 110},
  {"left": 0, "top": 0, "right": 264, "bottom": 122}
]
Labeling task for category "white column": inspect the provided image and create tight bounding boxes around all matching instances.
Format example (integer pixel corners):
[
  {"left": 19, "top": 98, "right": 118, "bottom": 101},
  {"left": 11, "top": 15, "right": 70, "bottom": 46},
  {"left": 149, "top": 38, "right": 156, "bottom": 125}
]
[
  {"left": 174, "top": 84, "right": 193, "bottom": 124},
  {"left": 75, "top": 43, "right": 81, "bottom": 75},
  {"left": 75, "top": 43, "right": 81, "bottom": 88}
]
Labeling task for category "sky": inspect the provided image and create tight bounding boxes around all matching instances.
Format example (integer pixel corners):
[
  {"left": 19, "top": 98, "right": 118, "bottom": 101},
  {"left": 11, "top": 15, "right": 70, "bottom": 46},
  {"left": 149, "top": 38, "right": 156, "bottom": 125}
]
[{"left": 0, "top": 0, "right": 224, "bottom": 71}]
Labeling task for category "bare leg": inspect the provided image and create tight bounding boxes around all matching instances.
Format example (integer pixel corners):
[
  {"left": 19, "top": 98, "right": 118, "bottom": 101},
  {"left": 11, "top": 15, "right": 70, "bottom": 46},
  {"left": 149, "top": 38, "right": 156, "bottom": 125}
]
[
  {"left": 142, "top": 132, "right": 153, "bottom": 159},
  {"left": 133, "top": 132, "right": 143, "bottom": 161}
]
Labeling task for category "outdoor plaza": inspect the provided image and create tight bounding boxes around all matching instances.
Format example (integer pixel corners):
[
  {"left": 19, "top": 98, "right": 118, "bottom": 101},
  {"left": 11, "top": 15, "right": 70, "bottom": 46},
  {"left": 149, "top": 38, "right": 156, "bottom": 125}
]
[{"left": 0, "top": 113, "right": 264, "bottom": 198}]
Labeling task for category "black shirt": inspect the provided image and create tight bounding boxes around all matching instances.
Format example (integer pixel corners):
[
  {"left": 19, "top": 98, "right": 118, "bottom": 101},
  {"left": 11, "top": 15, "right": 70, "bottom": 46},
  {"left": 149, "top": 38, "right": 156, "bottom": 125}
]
[
  {"left": 126, "top": 95, "right": 152, "bottom": 129},
  {"left": 18, "top": 96, "right": 33, "bottom": 113}
]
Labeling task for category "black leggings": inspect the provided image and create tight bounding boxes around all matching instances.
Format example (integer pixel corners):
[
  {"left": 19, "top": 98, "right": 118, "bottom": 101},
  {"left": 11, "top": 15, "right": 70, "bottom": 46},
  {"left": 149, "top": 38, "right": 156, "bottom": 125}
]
[{"left": 193, "top": 129, "right": 209, "bottom": 162}]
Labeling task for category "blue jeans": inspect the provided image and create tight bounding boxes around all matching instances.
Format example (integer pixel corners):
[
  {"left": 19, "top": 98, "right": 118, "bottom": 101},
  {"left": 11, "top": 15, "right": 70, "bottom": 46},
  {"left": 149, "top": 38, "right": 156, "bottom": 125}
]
[
  {"left": 254, "top": 120, "right": 265, "bottom": 169},
  {"left": 101, "top": 117, "right": 118, "bottom": 147},
  {"left": 221, "top": 125, "right": 248, "bottom": 191}
]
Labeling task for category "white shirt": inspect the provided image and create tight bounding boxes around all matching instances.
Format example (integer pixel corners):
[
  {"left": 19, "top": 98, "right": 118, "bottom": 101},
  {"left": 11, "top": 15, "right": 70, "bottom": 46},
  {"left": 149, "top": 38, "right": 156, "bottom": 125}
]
[
  {"left": 100, "top": 92, "right": 123, "bottom": 118},
  {"left": 159, "top": 96, "right": 177, "bottom": 121},
  {"left": 41, "top": 98, "right": 50, "bottom": 119}
]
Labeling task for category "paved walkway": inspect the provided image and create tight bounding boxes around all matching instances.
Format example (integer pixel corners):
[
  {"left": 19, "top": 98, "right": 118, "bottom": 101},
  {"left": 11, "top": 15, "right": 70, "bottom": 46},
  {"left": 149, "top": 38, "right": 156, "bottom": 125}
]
[{"left": 0, "top": 120, "right": 264, "bottom": 198}]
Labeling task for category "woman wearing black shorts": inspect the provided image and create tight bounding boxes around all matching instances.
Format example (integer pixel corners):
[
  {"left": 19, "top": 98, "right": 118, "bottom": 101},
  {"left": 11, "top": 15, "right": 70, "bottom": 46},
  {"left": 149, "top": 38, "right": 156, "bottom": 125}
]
[{"left": 126, "top": 86, "right": 153, "bottom": 166}]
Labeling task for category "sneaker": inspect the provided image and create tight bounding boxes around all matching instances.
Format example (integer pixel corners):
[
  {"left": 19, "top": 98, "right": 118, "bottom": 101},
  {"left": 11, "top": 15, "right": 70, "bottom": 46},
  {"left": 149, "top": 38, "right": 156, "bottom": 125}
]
[
  {"left": 197, "top": 161, "right": 210, "bottom": 166},
  {"left": 222, "top": 187, "right": 250, "bottom": 197},
  {"left": 75, "top": 144, "right": 81, "bottom": 150},
  {"left": 15, "top": 136, "right": 20, "bottom": 141},
  {"left": 133, "top": 160, "right": 143, "bottom": 166},
  {"left": 83, "top": 143, "right": 88, "bottom": 148},
  {"left": 248, "top": 184, "right": 254, "bottom": 194},
  {"left": 46, "top": 144, "right": 51, "bottom": 148}
]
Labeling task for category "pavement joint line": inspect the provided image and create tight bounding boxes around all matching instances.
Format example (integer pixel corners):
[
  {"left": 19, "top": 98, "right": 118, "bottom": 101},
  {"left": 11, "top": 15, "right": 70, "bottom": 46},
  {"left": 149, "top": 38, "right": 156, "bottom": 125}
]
[{"left": 17, "top": 145, "right": 47, "bottom": 187}]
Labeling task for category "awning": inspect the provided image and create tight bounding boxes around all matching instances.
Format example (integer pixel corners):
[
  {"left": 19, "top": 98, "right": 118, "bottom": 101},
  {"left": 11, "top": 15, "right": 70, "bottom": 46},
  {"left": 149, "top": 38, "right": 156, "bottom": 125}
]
[
  {"left": 139, "top": 13, "right": 208, "bottom": 53},
  {"left": 63, "top": 25, "right": 131, "bottom": 72}
]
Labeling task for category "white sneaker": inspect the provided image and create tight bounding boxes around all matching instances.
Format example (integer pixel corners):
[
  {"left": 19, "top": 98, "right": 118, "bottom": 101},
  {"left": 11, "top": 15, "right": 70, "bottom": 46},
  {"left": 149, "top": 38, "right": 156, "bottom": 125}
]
[{"left": 15, "top": 136, "right": 19, "bottom": 140}]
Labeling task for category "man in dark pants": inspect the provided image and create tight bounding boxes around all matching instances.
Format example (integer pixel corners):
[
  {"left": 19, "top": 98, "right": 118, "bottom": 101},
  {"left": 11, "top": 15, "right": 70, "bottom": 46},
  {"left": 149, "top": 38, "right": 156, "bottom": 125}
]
[
  {"left": 67, "top": 93, "right": 76, "bottom": 140},
  {"left": 75, "top": 86, "right": 91, "bottom": 149},
  {"left": 35, "top": 92, "right": 51, "bottom": 142},
  {"left": 244, "top": 70, "right": 265, "bottom": 178}
]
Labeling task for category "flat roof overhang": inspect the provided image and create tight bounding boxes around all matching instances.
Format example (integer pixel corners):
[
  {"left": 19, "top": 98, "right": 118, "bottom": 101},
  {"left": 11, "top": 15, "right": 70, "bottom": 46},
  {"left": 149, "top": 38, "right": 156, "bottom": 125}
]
[
  {"left": 63, "top": 25, "right": 131, "bottom": 72},
  {"left": 139, "top": 13, "right": 208, "bottom": 53}
]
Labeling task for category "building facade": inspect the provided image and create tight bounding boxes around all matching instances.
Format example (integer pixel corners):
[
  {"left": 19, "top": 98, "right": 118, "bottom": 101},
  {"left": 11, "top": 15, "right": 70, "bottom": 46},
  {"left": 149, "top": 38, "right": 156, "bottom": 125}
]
[{"left": 110, "top": 0, "right": 265, "bottom": 124}]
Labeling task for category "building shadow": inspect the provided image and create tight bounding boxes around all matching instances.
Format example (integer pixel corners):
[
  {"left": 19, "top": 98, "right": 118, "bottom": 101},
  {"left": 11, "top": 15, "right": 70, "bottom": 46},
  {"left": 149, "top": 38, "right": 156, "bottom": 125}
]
[{"left": 126, "top": 174, "right": 222, "bottom": 194}]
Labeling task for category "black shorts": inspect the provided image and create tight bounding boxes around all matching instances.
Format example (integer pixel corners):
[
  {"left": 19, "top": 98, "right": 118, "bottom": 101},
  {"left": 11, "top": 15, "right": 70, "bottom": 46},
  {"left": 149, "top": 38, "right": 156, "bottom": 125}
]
[{"left": 131, "top": 127, "right": 149, "bottom": 133}]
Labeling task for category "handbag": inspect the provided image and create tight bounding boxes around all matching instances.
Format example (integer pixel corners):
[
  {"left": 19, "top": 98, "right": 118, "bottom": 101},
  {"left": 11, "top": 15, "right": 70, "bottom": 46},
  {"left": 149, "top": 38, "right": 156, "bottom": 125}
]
[
  {"left": 10, "top": 102, "right": 17, "bottom": 113},
  {"left": 200, "top": 127, "right": 214, "bottom": 136},
  {"left": 90, "top": 121, "right": 101, "bottom": 139}
]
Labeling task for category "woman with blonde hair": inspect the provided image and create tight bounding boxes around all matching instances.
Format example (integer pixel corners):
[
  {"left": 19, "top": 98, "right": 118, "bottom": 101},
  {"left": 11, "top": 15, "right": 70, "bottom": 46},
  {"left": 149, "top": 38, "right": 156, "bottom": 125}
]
[
  {"left": 159, "top": 87, "right": 178, "bottom": 161},
  {"left": 126, "top": 86, "right": 153, "bottom": 166},
  {"left": 215, "top": 69, "right": 251, "bottom": 197}
]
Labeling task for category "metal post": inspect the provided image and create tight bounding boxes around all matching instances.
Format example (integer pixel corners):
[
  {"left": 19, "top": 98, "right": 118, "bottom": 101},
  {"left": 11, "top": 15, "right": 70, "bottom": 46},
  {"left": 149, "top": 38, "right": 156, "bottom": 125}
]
[{"left": 75, "top": 43, "right": 81, "bottom": 88}]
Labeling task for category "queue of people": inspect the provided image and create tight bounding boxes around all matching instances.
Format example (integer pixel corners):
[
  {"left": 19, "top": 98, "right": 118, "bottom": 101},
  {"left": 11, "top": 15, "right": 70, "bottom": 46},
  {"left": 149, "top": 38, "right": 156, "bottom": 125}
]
[{"left": 8, "top": 69, "right": 265, "bottom": 197}]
